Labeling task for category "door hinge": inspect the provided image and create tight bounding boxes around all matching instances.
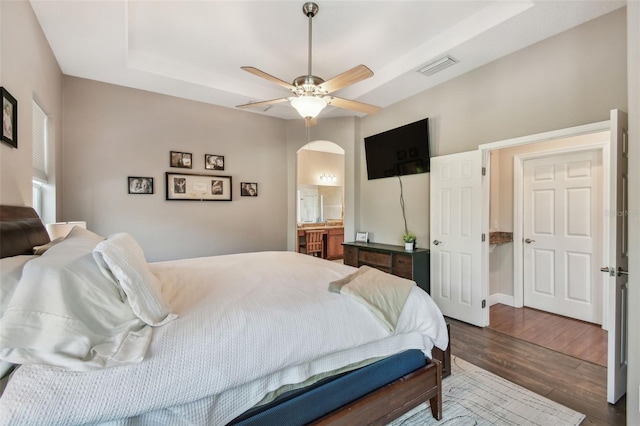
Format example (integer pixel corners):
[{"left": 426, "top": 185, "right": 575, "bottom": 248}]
[
  {"left": 482, "top": 167, "right": 486, "bottom": 176},
  {"left": 482, "top": 233, "right": 486, "bottom": 242},
  {"left": 482, "top": 299, "right": 486, "bottom": 308}
]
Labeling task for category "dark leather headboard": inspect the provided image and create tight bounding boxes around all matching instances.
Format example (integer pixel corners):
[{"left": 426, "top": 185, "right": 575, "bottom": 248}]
[{"left": 0, "top": 205, "right": 50, "bottom": 258}]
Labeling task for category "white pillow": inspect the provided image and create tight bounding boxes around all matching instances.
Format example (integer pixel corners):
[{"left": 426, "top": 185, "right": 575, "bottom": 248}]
[
  {"left": 93, "top": 233, "right": 177, "bottom": 326},
  {"left": 0, "top": 227, "right": 152, "bottom": 371}
]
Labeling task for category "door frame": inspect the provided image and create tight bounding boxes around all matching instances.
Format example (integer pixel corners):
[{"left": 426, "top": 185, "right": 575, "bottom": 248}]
[
  {"left": 513, "top": 142, "right": 609, "bottom": 328},
  {"left": 478, "top": 119, "right": 612, "bottom": 322}
]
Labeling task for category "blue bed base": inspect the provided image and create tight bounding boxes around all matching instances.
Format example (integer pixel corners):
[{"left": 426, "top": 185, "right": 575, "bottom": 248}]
[{"left": 229, "top": 349, "right": 426, "bottom": 426}]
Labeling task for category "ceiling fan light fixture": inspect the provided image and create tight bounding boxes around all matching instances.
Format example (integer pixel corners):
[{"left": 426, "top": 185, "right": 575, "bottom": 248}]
[
  {"left": 238, "top": 2, "right": 379, "bottom": 118},
  {"left": 291, "top": 96, "right": 327, "bottom": 119}
]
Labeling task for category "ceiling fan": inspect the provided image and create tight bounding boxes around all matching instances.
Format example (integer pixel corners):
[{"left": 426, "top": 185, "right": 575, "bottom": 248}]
[{"left": 236, "top": 2, "right": 381, "bottom": 121}]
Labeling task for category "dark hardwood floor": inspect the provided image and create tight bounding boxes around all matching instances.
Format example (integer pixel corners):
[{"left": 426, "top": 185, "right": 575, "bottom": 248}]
[
  {"left": 488, "top": 304, "right": 608, "bottom": 367},
  {"left": 448, "top": 317, "right": 626, "bottom": 425}
]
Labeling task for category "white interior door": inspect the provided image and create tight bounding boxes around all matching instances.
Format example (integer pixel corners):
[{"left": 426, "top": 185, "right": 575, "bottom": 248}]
[
  {"left": 522, "top": 150, "right": 602, "bottom": 324},
  {"left": 430, "top": 150, "right": 486, "bottom": 326},
  {"left": 606, "top": 109, "right": 628, "bottom": 404}
]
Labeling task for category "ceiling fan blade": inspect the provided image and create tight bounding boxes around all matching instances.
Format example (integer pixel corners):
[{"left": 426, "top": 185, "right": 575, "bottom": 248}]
[
  {"left": 241, "top": 66, "right": 296, "bottom": 92},
  {"left": 328, "top": 97, "right": 381, "bottom": 115},
  {"left": 317, "top": 65, "right": 374, "bottom": 93},
  {"left": 236, "top": 97, "right": 290, "bottom": 109}
]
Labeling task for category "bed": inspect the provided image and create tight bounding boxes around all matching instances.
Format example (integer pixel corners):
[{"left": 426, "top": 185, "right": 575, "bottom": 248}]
[{"left": 0, "top": 205, "right": 450, "bottom": 425}]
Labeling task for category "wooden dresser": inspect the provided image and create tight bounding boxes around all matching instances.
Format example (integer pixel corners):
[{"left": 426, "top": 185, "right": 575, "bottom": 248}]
[{"left": 342, "top": 242, "right": 430, "bottom": 294}]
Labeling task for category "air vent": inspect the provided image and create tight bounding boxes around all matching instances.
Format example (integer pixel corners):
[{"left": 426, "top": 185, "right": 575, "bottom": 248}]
[{"left": 418, "top": 55, "right": 458, "bottom": 77}]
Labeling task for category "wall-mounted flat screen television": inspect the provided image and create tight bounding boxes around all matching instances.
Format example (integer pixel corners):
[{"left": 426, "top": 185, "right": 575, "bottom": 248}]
[{"left": 364, "top": 118, "right": 430, "bottom": 180}]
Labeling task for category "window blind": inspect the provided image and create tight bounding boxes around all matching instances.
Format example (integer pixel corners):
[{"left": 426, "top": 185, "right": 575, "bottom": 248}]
[{"left": 32, "top": 100, "right": 48, "bottom": 182}]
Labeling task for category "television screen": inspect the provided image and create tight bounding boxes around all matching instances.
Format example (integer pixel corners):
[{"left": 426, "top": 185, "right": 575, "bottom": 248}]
[{"left": 364, "top": 118, "right": 430, "bottom": 180}]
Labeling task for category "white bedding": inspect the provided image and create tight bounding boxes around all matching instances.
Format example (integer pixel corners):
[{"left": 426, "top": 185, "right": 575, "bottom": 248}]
[
  {"left": 0, "top": 255, "right": 37, "bottom": 378},
  {"left": 0, "top": 251, "right": 448, "bottom": 425}
]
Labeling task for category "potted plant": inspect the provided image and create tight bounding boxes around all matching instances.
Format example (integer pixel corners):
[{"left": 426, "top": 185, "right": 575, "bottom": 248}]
[{"left": 402, "top": 231, "right": 416, "bottom": 251}]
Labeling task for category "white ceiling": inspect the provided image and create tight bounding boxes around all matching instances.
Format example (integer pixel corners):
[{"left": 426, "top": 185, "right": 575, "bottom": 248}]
[{"left": 30, "top": 0, "right": 625, "bottom": 121}]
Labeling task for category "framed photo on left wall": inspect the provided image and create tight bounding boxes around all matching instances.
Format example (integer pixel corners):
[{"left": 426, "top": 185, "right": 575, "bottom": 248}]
[
  {"left": 1, "top": 87, "right": 18, "bottom": 148},
  {"left": 128, "top": 177, "right": 154, "bottom": 194},
  {"left": 240, "top": 182, "right": 258, "bottom": 197}
]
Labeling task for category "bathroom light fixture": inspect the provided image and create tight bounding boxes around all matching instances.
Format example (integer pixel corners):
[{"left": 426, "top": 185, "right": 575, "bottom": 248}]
[{"left": 319, "top": 172, "right": 336, "bottom": 183}]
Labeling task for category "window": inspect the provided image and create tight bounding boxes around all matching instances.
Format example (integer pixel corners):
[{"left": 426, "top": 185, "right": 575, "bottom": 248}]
[{"left": 32, "top": 100, "right": 48, "bottom": 217}]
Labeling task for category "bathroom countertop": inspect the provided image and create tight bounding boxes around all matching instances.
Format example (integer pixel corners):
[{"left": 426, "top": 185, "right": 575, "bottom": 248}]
[{"left": 489, "top": 231, "right": 513, "bottom": 245}]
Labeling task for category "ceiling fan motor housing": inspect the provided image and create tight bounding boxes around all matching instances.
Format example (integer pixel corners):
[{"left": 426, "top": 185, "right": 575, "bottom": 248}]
[{"left": 294, "top": 75, "right": 326, "bottom": 95}]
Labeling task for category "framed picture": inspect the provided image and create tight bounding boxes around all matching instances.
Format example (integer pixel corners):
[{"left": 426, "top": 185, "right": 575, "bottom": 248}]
[
  {"left": 1, "top": 87, "right": 18, "bottom": 148},
  {"left": 166, "top": 172, "right": 232, "bottom": 201},
  {"left": 128, "top": 177, "right": 154, "bottom": 194},
  {"left": 170, "top": 151, "right": 192, "bottom": 169},
  {"left": 240, "top": 182, "right": 258, "bottom": 197},
  {"left": 205, "top": 154, "right": 225, "bottom": 170},
  {"left": 355, "top": 231, "right": 369, "bottom": 243}
]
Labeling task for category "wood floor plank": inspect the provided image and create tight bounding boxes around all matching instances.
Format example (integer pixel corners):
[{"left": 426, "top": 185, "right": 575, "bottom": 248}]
[
  {"left": 489, "top": 304, "right": 607, "bottom": 367},
  {"left": 447, "top": 317, "right": 625, "bottom": 425}
]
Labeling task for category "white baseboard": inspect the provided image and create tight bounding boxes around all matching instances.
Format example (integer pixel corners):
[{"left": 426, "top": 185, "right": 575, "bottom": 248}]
[{"left": 488, "top": 293, "right": 515, "bottom": 307}]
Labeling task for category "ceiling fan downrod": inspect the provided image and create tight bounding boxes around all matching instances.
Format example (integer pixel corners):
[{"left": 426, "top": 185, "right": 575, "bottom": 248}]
[{"left": 303, "top": 2, "right": 319, "bottom": 79}]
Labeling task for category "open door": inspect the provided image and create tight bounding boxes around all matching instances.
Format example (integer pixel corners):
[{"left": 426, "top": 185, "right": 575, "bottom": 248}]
[
  {"left": 604, "top": 109, "right": 628, "bottom": 403},
  {"left": 430, "top": 150, "right": 486, "bottom": 326}
]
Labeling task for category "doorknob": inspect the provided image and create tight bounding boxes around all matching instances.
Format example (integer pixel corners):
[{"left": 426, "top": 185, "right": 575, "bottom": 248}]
[
  {"left": 433, "top": 240, "right": 442, "bottom": 245},
  {"left": 601, "top": 267, "right": 629, "bottom": 276},
  {"left": 524, "top": 238, "right": 535, "bottom": 244},
  {"left": 601, "top": 267, "right": 614, "bottom": 276}
]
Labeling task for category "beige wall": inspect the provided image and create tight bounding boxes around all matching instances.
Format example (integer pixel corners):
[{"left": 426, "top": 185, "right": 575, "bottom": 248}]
[
  {"left": 0, "top": 1, "right": 63, "bottom": 224},
  {"left": 63, "top": 77, "right": 288, "bottom": 261},
  {"left": 358, "top": 8, "right": 627, "bottom": 247}
]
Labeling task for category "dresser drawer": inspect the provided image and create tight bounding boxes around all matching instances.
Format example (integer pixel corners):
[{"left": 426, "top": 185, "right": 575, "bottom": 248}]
[
  {"left": 343, "top": 245, "right": 357, "bottom": 267},
  {"left": 392, "top": 254, "right": 413, "bottom": 279},
  {"left": 358, "top": 250, "right": 391, "bottom": 269},
  {"left": 341, "top": 242, "right": 430, "bottom": 294}
]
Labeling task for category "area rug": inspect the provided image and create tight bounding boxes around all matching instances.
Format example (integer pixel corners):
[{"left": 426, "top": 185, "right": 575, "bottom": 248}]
[{"left": 389, "top": 356, "right": 585, "bottom": 426}]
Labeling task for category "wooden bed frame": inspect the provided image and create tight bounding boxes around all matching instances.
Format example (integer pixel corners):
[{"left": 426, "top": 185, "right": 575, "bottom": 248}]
[{"left": 0, "top": 205, "right": 450, "bottom": 424}]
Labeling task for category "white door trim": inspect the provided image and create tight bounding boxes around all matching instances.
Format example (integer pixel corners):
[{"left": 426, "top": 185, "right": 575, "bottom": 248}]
[{"left": 479, "top": 121, "right": 610, "bottom": 151}]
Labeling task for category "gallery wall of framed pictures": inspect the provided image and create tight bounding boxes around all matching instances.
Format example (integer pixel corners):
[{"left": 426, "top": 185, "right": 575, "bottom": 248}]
[{"left": 128, "top": 150, "right": 258, "bottom": 200}]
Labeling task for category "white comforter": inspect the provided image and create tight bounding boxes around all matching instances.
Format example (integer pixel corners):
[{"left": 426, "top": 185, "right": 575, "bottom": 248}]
[{"left": 0, "top": 251, "right": 448, "bottom": 425}]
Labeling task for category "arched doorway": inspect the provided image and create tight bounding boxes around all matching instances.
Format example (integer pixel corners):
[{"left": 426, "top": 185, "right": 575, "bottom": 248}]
[{"left": 296, "top": 140, "right": 345, "bottom": 260}]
